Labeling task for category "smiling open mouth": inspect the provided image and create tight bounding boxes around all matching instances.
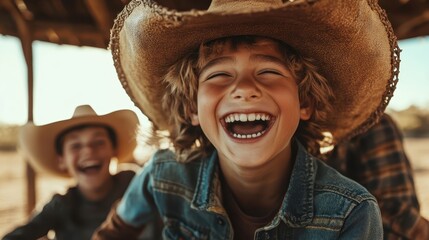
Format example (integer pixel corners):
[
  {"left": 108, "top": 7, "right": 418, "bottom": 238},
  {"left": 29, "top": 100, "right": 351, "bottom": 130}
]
[
  {"left": 77, "top": 162, "right": 102, "bottom": 174},
  {"left": 223, "top": 112, "right": 274, "bottom": 139}
]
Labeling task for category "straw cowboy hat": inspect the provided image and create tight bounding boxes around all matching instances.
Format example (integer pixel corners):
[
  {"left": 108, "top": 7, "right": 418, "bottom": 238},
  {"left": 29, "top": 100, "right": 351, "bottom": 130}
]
[
  {"left": 19, "top": 105, "right": 140, "bottom": 178},
  {"left": 110, "top": 0, "right": 400, "bottom": 142}
]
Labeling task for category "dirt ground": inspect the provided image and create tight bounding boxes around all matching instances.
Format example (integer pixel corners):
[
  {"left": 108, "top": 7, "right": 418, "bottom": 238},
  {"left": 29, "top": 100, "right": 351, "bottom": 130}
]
[{"left": 1, "top": 138, "right": 428, "bottom": 236}]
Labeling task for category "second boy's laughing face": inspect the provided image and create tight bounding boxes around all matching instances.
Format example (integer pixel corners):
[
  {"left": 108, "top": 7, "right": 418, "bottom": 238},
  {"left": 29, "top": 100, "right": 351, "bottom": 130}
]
[
  {"left": 192, "top": 38, "right": 312, "bottom": 170},
  {"left": 58, "top": 126, "right": 115, "bottom": 193}
]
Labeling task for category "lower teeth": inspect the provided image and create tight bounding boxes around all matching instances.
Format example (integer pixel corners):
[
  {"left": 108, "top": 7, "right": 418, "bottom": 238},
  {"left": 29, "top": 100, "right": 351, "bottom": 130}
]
[{"left": 233, "top": 131, "right": 264, "bottom": 139}]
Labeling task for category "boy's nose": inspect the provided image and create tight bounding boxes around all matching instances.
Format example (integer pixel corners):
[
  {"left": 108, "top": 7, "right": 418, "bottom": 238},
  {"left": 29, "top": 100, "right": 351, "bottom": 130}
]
[
  {"left": 81, "top": 144, "right": 96, "bottom": 155},
  {"left": 231, "top": 77, "right": 261, "bottom": 101}
]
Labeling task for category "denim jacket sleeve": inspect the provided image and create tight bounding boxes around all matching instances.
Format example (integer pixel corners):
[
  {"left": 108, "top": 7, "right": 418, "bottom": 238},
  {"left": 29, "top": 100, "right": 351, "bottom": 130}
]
[
  {"left": 92, "top": 160, "right": 158, "bottom": 240},
  {"left": 339, "top": 198, "right": 383, "bottom": 239},
  {"left": 116, "top": 159, "right": 158, "bottom": 227}
]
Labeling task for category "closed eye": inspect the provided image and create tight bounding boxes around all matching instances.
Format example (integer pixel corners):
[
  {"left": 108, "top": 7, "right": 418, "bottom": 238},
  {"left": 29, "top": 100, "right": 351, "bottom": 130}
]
[
  {"left": 257, "top": 69, "right": 284, "bottom": 76},
  {"left": 69, "top": 143, "right": 82, "bottom": 151},
  {"left": 93, "top": 139, "right": 108, "bottom": 147},
  {"left": 206, "top": 72, "right": 232, "bottom": 80}
]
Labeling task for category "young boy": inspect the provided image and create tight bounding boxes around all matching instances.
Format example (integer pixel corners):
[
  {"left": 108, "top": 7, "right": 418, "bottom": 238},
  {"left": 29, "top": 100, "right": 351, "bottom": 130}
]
[
  {"left": 94, "top": 0, "right": 400, "bottom": 239},
  {"left": 2, "top": 105, "right": 139, "bottom": 240}
]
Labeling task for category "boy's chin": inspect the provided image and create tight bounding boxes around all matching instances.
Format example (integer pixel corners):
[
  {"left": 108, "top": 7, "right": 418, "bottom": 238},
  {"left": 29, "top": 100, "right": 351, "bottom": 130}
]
[
  {"left": 222, "top": 151, "right": 272, "bottom": 167},
  {"left": 75, "top": 167, "right": 110, "bottom": 181}
]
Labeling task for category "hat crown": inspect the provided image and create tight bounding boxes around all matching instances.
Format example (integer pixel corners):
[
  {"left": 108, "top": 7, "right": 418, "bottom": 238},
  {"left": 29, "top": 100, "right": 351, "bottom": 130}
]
[
  {"left": 112, "top": 0, "right": 399, "bottom": 143},
  {"left": 208, "top": 0, "right": 283, "bottom": 11},
  {"left": 71, "top": 105, "right": 98, "bottom": 118}
]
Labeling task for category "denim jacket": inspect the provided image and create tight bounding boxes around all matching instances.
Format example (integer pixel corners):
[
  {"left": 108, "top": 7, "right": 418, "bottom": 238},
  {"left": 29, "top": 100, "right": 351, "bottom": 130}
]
[{"left": 117, "top": 142, "right": 383, "bottom": 239}]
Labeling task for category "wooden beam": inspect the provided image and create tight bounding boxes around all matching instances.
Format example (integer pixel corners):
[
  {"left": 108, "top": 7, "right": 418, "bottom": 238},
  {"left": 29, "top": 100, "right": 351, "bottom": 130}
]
[
  {"left": 84, "top": 0, "right": 113, "bottom": 38},
  {"left": 2, "top": 0, "right": 37, "bottom": 216},
  {"left": 396, "top": 10, "right": 429, "bottom": 39},
  {"left": 31, "top": 20, "right": 108, "bottom": 47}
]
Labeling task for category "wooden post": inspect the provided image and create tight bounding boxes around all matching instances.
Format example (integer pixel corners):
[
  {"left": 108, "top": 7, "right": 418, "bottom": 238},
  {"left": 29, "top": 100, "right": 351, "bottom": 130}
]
[
  {"left": 3, "top": 0, "right": 37, "bottom": 215},
  {"left": 24, "top": 41, "right": 36, "bottom": 214}
]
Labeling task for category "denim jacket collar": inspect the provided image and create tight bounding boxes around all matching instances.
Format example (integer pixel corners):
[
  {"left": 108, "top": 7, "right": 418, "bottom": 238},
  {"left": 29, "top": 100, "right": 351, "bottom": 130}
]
[
  {"left": 191, "top": 150, "right": 221, "bottom": 212},
  {"left": 279, "top": 141, "right": 314, "bottom": 227},
  {"left": 191, "top": 141, "right": 315, "bottom": 227}
]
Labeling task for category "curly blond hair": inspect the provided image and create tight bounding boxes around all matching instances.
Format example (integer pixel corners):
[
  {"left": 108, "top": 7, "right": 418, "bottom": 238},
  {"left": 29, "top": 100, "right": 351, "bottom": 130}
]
[{"left": 156, "top": 36, "right": 334, "bottom": 162}]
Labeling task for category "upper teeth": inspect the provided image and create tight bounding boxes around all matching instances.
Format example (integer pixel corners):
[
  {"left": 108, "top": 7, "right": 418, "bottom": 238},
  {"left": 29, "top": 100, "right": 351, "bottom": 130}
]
[
  {"left": 224, "top": 113, "right": 271, "bottom": 123},
  {"left": 79, "top": 161, "right": 100, "bottom": 168}
]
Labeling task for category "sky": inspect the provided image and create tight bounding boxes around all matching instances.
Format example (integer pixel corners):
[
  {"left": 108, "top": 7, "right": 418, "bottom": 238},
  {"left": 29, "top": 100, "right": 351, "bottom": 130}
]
[
  {"left": 1, "top": 35, "right": 429, "bottom": 126},
  {"left": 0, "top": 35, "right": 148, "bottom": 126}
]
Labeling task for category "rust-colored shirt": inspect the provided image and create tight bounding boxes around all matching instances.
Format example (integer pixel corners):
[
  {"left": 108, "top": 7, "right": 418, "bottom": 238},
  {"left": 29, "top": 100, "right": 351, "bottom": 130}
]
[{"left": 222, "top": 182, "right": 281, "bottom": 240}]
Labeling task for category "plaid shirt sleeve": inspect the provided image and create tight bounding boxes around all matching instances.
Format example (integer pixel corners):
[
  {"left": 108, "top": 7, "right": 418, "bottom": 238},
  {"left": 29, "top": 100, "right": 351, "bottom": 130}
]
[{"left": 326, "top": 114, "right": 429, "bottom": 239}]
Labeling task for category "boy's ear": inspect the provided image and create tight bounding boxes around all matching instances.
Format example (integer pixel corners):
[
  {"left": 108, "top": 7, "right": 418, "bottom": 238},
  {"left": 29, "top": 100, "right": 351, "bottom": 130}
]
[
  {"left": 57, "top": 156, "right": 67, "bottom": 171},
  {"left": 191, "top": 113, "right": 200, "bottom": 126},
  {"left": 300, "top": 105, "right": 313, "bottom": 121}
]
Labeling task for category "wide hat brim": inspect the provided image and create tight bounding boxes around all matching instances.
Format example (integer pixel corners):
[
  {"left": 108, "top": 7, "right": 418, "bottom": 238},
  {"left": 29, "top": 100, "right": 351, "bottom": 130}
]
[
  {"left": 111, "top": 0, "right": 399, "bottom": 142},
  {"left": 19, "top": 109, "right": 139, "bottom": 178}
]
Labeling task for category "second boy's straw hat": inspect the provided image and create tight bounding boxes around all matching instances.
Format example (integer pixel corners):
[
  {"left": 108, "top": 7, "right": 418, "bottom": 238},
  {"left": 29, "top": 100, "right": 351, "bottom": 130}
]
[
  {"left": 110, "top": 0, "right": 400, "bottom": 142},
  {"left": 19, "top": 105, "right": 140, "bottom": 178}
]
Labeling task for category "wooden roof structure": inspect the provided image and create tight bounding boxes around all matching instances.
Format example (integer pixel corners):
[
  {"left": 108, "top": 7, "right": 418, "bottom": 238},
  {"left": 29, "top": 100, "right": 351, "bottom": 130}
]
[
  {"left": 1, "top": 0, "right": 429, "bottom": 215},
  {"left": 1, "top": 0, "right": 428, "bottom": 47},
  {"left": 0, "top": 0, "right": 128, "bottom": 48}
]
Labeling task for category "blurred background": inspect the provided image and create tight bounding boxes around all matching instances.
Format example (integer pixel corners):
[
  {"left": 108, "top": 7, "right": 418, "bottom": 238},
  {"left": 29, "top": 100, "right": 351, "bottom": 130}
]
[{"left": 1, "top": 0, "right": 429, "bottom": 236}]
